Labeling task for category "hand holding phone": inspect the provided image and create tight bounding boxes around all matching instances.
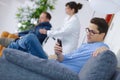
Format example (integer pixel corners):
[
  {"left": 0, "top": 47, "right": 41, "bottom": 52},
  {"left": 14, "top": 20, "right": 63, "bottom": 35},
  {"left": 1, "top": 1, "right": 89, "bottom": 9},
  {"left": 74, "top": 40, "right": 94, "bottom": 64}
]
[{"left": 57, "top": 39, "right": 62, "bottom": 47}]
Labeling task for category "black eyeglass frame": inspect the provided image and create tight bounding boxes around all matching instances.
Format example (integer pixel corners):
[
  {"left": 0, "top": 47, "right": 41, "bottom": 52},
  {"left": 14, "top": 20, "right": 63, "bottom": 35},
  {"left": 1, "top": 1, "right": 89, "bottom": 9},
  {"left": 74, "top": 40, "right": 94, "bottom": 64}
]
[{"left": 85, "top": 28, "right": 100, "bottom": 35}]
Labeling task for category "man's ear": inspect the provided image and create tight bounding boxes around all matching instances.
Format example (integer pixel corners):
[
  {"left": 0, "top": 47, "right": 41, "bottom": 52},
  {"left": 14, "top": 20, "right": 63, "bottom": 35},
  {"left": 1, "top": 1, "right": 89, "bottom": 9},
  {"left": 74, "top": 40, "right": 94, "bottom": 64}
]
[
  {"left": 46, "top": 19, "right": 50, "bottom": 22},
  {"left": 100, "top": 33, "right": 106, "bottom": 39},
  {"left": 101, "top": 33, "right": 105, "bottom": 36}
]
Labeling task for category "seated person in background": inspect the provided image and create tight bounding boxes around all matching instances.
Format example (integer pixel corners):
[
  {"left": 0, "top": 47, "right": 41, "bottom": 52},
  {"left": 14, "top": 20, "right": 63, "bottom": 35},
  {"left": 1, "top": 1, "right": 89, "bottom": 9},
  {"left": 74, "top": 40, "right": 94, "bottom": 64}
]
[
  {"left": 0, "top": 12, "right": 52, "bottom": 47},
  {"left": 0, "top": 12, "right": 52, "bottom": 57},
  {"left": 17, "top": 12, "right": 52, "bottom": 44},
  {"left": 0, "top": 12, "right": 52, "bottom": 59},
  {"left": 0, "top": 17, "right": 109, "bottom": 73}
]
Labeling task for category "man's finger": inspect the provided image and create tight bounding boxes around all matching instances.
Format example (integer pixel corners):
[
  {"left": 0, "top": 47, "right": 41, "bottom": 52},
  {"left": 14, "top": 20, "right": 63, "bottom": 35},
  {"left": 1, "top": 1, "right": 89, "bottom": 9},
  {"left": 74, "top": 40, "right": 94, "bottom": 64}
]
[
  {"left": 55, "top": 42, "right": 60, "bottom": 46},
  {"left": 54, "top": 46, "right": 62, "bottom": 51}
]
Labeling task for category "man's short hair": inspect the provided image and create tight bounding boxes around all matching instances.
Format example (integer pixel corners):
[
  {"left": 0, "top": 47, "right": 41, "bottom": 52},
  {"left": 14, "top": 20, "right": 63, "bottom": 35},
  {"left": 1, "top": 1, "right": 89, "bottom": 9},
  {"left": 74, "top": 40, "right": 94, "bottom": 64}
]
[
  {"left": 90, "top": 17, "right": 108, "bottom": 35},
  {"left": 42, "top": 12, "right": 52, "bottom": 20}
]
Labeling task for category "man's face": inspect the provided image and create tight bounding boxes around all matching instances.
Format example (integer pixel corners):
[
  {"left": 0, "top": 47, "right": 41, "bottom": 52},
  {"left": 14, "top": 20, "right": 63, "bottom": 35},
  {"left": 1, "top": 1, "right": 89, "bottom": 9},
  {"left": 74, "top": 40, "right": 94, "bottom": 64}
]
[
  {"left": 39, "top": 13, "right": 49, "bottom": 23},
  {"left": 86, "top": 23, "right": 105, "bottom": 43}
]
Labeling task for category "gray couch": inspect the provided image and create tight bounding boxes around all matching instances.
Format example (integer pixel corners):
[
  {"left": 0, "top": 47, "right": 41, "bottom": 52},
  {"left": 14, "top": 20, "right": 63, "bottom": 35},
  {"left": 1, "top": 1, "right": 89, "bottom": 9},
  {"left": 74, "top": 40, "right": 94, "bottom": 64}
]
[{"left": 0, "top": 48, "right": 120, "bottom": 80}]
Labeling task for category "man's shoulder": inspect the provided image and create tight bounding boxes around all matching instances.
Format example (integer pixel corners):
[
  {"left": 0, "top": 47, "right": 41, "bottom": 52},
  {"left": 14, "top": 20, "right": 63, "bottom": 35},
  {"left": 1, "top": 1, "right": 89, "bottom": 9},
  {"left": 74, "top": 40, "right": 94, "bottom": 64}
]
[
  {"left": 81, "top": 42, "right": 108, "bottom": 48},
  {"left": 92, "top": 42, "right": 109, "bottom": 49},
  {"left": 37, "top": 22, "right": 52, "bottom": 28}
]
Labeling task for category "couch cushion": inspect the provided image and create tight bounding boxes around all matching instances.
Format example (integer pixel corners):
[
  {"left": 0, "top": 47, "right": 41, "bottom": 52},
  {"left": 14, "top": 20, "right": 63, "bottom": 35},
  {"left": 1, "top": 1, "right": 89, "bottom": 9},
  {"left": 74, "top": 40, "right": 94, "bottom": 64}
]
[
  {"left": 79, "top": 50, "right": 117, "bottom": 80},
  {"left": 3, "top": 48, "right": 79, "bottom": 80}
]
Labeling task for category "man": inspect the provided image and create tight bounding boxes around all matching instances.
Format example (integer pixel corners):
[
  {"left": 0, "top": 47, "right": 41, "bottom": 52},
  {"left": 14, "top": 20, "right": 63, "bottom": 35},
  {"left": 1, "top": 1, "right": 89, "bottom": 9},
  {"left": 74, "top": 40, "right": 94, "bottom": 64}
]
[
  {"left": 17, "top": 12, "right": 52, "bottom": 44},
  {"left": 0, "top": 12, "right": 52, "bottom": 59},
  {"left": 54, "top": 17, "right": 109, "bottom": 73}
]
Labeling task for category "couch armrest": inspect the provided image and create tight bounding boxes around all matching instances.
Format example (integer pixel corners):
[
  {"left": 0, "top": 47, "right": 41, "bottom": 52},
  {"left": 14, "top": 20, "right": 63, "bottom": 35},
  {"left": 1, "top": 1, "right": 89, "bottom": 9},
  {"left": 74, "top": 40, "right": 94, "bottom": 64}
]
[{"left": 3, "top": 48, "right": 79, "bottom": 80}]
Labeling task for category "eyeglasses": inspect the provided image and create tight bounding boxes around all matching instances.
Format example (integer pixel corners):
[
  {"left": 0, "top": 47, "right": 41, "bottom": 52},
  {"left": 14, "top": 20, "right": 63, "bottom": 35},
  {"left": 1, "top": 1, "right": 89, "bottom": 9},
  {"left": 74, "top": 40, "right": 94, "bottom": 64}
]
[{"left": 85, "top": 28, "right": 100, "bottom": 35}]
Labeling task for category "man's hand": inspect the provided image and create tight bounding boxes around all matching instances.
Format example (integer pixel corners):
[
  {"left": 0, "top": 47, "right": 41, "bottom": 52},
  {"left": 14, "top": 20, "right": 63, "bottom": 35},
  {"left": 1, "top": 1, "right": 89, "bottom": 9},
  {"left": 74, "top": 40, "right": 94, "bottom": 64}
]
[
  {"left": 39, "top": 29, "right": 47, "bottom": 34},
  {"left": 54, "top": 43, "right": 62, "bottom": 55},
  {"left": 92, "top": 46, "right": 108, "bottom": 57},
  {"left": 54, "top": 42, "right": 63, "bottom": 62}
]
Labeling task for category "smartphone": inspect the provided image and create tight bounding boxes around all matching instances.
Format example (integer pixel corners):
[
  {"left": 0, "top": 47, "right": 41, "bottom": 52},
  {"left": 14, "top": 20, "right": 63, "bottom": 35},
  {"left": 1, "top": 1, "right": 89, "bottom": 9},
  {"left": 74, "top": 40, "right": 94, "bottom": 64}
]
[{"left": 57, "top": 39, "right": 62, "bottom": 47}]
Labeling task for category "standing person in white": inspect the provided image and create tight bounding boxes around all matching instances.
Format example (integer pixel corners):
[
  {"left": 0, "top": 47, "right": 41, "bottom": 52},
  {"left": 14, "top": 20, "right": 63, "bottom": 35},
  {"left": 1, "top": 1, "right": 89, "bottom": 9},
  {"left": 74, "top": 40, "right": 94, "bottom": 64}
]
[{"left": 40, "top": 1, "right": 83, "bottom": 54}]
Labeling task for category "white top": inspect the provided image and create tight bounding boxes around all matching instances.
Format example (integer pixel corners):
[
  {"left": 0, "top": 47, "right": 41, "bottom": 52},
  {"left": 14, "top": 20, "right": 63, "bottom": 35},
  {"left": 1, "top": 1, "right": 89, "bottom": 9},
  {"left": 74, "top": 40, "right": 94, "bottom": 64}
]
[{"left": 47, "top": 14, "right": 81, "bottom": 54}]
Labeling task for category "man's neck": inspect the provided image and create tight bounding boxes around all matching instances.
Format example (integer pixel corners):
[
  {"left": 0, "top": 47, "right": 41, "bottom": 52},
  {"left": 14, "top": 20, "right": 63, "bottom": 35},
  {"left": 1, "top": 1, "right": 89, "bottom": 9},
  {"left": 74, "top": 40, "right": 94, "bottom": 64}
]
[{"left": 87, "top": 41, "right": 104, "bottom": 44}]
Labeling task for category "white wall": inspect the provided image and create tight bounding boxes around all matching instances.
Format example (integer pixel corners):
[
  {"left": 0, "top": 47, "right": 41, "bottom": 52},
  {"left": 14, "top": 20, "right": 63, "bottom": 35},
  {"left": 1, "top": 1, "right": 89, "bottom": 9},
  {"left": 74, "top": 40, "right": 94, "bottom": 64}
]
[
  {"left": 0, "top": 0, "right": 24, "bottom": 33},
  {"left": 105, "top": 11, "right": 120, "bottom": 54}
]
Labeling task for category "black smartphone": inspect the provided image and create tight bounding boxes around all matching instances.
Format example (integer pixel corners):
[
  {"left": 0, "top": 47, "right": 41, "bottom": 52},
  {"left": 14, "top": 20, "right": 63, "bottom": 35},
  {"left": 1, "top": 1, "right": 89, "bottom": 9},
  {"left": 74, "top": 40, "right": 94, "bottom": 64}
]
[{"left": 57, "top": 39, "right": 62, "bottom": 47}]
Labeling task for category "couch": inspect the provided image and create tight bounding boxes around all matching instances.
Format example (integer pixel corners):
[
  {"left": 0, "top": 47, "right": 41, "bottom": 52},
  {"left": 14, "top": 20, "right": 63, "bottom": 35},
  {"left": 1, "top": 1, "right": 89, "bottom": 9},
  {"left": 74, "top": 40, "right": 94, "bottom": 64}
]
[{"left": 0, "top": 48, "right": 120, "bottom": 80}]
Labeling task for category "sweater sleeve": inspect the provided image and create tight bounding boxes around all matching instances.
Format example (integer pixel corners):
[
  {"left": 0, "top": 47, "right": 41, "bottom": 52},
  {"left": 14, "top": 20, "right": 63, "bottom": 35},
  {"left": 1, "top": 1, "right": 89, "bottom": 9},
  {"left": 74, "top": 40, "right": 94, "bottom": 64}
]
[
  {"left": 18, "top": 30, "right": 30, "bottom": 37},
  {"left": 47, "top": 18, "right": 78, "bottom": 38}
]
